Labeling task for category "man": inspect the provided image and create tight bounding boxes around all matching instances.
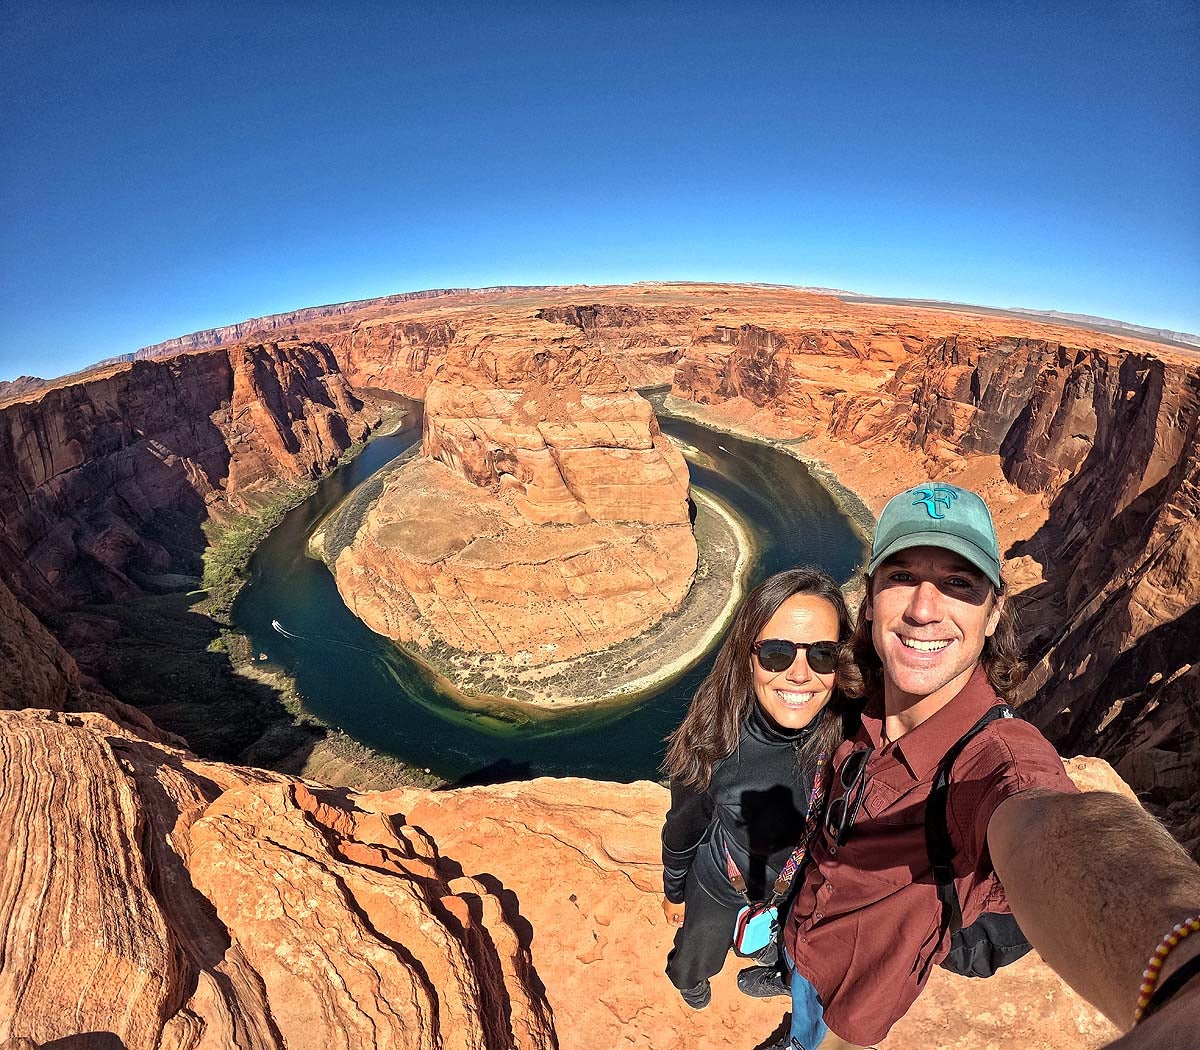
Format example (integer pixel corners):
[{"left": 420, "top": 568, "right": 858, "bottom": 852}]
[{"left": 747, "top": 482, "right": 1200, "bottom": 1049}]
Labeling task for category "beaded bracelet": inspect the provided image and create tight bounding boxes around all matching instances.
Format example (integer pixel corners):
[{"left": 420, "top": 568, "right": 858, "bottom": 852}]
[
  {"left": 1134, "top": 915, "right": 1200, "bottom": 1023},
  {"left": 1141, "top": 951, "right": 1200, "bottom": 1022}
]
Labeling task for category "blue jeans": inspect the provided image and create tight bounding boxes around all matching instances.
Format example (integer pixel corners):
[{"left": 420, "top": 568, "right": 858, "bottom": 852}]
[{"left": 783, "top": 949, "right": 829, "bottom": 1050}]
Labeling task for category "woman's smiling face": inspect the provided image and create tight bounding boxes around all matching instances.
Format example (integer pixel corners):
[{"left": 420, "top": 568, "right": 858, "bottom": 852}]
[{"left": 750, "top": 593, "right": 840, "bottom": 730}]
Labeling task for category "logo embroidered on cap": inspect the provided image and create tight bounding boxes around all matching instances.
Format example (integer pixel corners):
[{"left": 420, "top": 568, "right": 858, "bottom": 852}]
[{"left": 911, "top": 486, "right": 958, "bottom": 520}]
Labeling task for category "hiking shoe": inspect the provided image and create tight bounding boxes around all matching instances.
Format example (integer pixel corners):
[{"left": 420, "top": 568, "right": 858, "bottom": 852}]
[
  {"left": 737, "top": 964, "right": 790, "bottom": 998},
  {"left": 678, "top": 980, "right": 711, "bottom": 1009}
]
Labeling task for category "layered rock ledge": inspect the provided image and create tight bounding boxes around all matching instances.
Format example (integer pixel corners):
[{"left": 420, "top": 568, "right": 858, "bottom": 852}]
[{"left": 0, "top": 700, "right": 1125, "bottom": 1049}]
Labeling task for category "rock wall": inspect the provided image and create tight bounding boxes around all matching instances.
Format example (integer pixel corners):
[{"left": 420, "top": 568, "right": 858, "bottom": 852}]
[
  {"left": 672, "top": 320, "right": 915, "bottom": 438},
  {"left": 0, "top": 706, "right": 1122, "bottom": 1049},
  {"left": 674, "top": 322, "right": 1200, "bottom": 852},
  {"left": 534, "top": 303, "right": 699, "bottom": 386},
  {"left": 330, "top": 321, "right": 697, "bottom": 669},
  {"left": 834, "top": 337, "right": 1200, "bottom": 847},
  {"left": 329, "top": 317, "right": 459, "bottom": 397},
  {"left": 0, "top": 375, "right": 45, "bottom": 403},
  {"left": 0, "top": 572, "right": 173, "bottom": 742},
  {"left": 0, "top": 341, "right": 376, "bottom": 612}
]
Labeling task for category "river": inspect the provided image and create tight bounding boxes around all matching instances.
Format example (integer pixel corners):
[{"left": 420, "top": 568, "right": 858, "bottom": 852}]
[{"left": 231, "top": 396, "right": 864, "bottom": 784}]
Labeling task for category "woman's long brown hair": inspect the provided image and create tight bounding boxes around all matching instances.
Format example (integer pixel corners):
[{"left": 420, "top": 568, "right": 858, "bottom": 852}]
[{"left": 663, "top": 567, "right": 863, "bottom": 790}]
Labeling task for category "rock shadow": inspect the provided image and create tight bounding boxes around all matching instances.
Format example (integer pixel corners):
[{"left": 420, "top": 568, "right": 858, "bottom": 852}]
[
  {"left": 70, "top": 588, "right": 326, "bottom": 769},
  {"left": 42, "top": 1036, "right": 127, "bottom": 1050},
  {"left": 446, "top": 759, "right": 534, "bottom": 788}
]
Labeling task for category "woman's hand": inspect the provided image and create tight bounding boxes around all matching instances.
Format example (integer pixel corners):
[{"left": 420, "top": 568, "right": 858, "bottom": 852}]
[{"left": 662, "top": 898, "right": 686, "bottom": 927}]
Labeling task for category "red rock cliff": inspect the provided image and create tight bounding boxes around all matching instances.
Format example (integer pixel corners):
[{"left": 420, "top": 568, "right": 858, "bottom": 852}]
[
  {"left": 128, "top": 286, "right": 707, "bottom": 398},
  {"left": 672, "top": 310, "right": 1200, "bottom": 852},
  {"left": 0, "top": 340, "right": 376, "bottom": 613}
]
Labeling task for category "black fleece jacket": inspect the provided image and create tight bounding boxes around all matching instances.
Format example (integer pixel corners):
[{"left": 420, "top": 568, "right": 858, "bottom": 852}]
[{"left": 661, "top": 701, "right": 821, "bottom": 904}]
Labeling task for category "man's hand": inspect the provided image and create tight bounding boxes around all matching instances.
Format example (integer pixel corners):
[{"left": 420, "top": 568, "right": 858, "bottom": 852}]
[{"left": 662, "top": 898, "right": 686, "bottom": 927}]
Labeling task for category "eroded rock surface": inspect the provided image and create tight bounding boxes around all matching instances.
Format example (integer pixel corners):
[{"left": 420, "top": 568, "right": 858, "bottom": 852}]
[
  {"left": 0, "top": 708, "right": 555, "bottom": 1050},
  {"left": 0, "top": 340, "right": 377, "bottom": 614},
  {"left": 0, "top": 706, "right": 1128, "bottom": 1049},
  {"left": 329, "top": 322, "right": 697, "bottom": 672},
  {"left": 0, "top": 573, "right": 174, "bottom": 742},
  {"left": 379, "top": 773, "right": 1126, "bottom": 1050}
]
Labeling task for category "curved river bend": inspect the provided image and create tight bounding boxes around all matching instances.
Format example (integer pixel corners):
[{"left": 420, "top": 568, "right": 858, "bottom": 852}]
[{"left": 232, "top": 398, "right": 864, "bottom": 784}]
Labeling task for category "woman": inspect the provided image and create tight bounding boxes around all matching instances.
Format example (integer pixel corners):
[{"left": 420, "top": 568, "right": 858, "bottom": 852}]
[{"left": 661, "top": 567, "right": 861, "bottom": 1009}]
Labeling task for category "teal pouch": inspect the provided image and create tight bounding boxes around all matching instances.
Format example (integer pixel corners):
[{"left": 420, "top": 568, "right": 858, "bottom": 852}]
[{"left": 732, "top": 902, "right": 779, "bottom": 956}]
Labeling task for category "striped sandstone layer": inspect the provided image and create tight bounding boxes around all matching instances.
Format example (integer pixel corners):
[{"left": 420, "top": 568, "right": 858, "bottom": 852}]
[{"left": 0, "top": 700, "right": 1124, "bottom": 1050}]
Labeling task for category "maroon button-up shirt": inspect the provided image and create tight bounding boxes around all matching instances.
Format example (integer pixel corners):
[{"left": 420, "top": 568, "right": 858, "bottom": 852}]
[{"left": 784, "top": 667, "right": 1077, "bottom": 1046}]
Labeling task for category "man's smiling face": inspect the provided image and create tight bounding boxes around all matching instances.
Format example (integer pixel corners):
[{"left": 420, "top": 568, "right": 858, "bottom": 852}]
[{"left": 866, "top": 546, "right": 1002, "bottom": 710}]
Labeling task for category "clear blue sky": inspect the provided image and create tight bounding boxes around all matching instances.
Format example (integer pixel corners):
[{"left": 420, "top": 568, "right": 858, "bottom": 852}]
[{"left": 2, "top": 1, "right": 1197, "bottom": 382}]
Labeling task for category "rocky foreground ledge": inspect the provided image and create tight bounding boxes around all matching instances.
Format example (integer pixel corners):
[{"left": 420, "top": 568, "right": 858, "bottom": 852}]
[{"left": 0, "top": 704, "right": 1122, "bottom": 1050}]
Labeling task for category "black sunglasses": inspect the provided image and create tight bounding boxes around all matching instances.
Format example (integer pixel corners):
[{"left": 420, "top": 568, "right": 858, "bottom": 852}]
[
  {"left": 823, "top": 746, "right": 873, "bottom": 846},
  {"left": 751, "top": 638, "right": 840, "bottom": 675}
]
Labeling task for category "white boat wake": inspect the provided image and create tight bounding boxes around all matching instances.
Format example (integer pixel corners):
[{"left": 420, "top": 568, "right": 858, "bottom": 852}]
[{"left": 271, "top": 619, "right": 301, "bottom": 639}]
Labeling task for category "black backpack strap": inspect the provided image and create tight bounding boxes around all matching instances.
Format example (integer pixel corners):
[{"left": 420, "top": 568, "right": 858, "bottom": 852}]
[{"left": 924, "top": 705, "right": 1015, "bottom": 937}]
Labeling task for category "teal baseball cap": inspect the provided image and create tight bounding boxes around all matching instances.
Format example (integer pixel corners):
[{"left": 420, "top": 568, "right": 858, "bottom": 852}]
[{"left": 867, "top": 482, "right": 1002, "bottom": 590}]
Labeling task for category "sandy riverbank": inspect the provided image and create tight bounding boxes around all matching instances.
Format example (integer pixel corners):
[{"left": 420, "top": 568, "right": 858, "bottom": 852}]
[{"left": 658, "top": 393, "right": 879, "bottom": 543}]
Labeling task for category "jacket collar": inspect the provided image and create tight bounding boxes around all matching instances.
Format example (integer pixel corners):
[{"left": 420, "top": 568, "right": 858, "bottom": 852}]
[{"left": 747, "top": 697, "right": 813, "bottom": 744}]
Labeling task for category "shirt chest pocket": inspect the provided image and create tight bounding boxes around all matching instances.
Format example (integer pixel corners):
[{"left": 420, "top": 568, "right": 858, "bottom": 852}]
[
  {"left": 835, "top": 779, "right": 932, "bottom": 890},
  {"left": 862, "top": 777, "right": 929, "bottom": 827}
]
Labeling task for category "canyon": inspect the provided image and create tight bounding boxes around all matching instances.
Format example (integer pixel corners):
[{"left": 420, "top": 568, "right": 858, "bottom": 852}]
[
  {"left": 1, "top": 283, "right": 1197, "bottom": 1047},
  {"left": 320, "top": 318, "right": 697, "bottom": 698}
]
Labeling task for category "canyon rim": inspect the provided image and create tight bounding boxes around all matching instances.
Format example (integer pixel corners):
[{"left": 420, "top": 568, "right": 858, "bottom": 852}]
[{"left": 1, "top": 282, "right": 1197, "bottom": 1048}]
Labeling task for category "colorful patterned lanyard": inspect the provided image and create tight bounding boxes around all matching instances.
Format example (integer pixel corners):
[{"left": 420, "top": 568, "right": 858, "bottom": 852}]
[{"left": 724, "top": 752, "right": 829, "bottom": 905}]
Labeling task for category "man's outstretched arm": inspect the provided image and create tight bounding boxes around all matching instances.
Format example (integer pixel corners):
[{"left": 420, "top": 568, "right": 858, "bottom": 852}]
[{"left": 988, "top": 789, "right": 1200, "bottom": 1046}]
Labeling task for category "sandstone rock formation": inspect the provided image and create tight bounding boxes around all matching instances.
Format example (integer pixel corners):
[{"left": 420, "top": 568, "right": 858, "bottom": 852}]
[
  {"left": 0, "top": 572, "right": 173, "bottom": 742},
  {"left": 324, "top": 296, "right": 699, "bottom": 396},
  {"left": 0, "top": 375, "right": 45, "bottom": 403},
  {"left": 131, "top": 287, "right": 705, "bottom": 398},
  {"left": 0, "top": 706, "right": 1123, "bottom": 1050},
  {"left": 328, "top": 320, "right": 697, "bottom": 676},
  {"left": 0, "top": 340, "right": 377, "bottom": 614},
  {"left": 0, "top": 707, "right": 556, "bottom": 1050}
]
